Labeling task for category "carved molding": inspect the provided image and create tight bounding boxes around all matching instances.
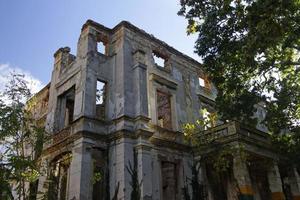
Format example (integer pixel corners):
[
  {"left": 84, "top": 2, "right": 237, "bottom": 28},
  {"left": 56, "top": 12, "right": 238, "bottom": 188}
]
[{"left": 150, "top": 73, "right": 177, "bottom": 90}]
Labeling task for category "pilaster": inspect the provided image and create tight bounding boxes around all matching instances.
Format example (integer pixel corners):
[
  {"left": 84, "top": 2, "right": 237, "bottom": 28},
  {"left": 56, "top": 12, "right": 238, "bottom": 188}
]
[
  {"left": 109, "top": 137, "right": 134, "bottom": 200},
  {"left": 233, "top": 155, "right": 254, "bottom": 200},
  {"left": 267, "top": 162, "right": 285, "bottom": 200},
  {"left": 68, "top": 138, "right": 93, "bottom": 200},
  {"left": 136, "top": 144, "right": 153, "bottom": 200},
  {"left": 132, "top": 49, "right": 148, "bottom": 116},
  {"left": 289, "top": 167, "right": 300, "bottom": 200}
]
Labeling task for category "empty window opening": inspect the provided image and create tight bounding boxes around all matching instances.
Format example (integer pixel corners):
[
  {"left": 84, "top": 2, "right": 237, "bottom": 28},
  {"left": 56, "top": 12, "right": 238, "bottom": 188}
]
[
  {"left": 153, "top": 51, "right": 167, "bottom": 67},
  {"left": 96, "top": 80, "right": 106, "bottom": 120},
  {"left": 161, "top": 162, "right": 178, "bottom": 200},
  {"left": 92, "top": 163, "right": 105, "bottom": 200},
  {"left": 199, "top": 75, "right": 211, "bottom": 89},
  {"left": 47, "top": 153, "right": 71, "bottom": 200},
  {"left": 91, "top": 149, "right": 106, "bottom": 200},
  {"left": 97, "top": 41, "right": 106, "bottom": 55},
  {"left": 157, "top": 91, "right": 172, "bottom": 129},
  {"left": 65, "top": 97, "right": 74, "bottom": 126},
  {"left": 199, "top": 77, "right": 205, "bottom": 87},
  {"left": 56, "top": 86, "right": 75, "bottom": 130}
]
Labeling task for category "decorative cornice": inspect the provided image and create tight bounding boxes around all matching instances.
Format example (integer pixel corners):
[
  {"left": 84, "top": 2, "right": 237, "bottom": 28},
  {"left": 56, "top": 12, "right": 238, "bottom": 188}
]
[
  {"left": 149, "top": 137, "right": 192, "bottom": 152},
  {"left": 54, "top": 47, "right": 70, "bottom": 58},
  {"left": 112, "top": 115, "right": 151, "bottom": 124}
]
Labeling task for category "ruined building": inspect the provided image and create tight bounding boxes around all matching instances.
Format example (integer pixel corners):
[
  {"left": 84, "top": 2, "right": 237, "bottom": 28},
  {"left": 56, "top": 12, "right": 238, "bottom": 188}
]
[{"left": 31, "top": 20, "right": 300, "bottom": 200}]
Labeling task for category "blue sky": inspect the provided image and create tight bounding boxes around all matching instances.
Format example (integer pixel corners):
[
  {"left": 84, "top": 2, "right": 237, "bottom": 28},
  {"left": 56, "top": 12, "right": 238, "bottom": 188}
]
[{"left": 0, "top": 0, "right": 198, "bottom": 90}]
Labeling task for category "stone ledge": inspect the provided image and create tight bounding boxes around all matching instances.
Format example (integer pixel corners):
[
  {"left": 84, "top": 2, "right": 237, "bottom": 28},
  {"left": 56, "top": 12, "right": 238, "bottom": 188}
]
[{"left": 150, "top": 73, "right": 177, "bottom": 89}]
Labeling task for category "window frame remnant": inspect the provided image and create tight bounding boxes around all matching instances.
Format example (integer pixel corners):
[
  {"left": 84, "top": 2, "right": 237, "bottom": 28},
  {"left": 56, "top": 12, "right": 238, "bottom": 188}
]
[
  {"left": 56, "top": 86, "right": 75, "bottom": 131},
  {"left": 156, "top": 90, "right": 172, "bottom": 130},
  {"left": 96, "top": 80, "right": 107, "bottom": 120},
  {"left": 152, "top": 50, "right": 168, "bottom": 68}
]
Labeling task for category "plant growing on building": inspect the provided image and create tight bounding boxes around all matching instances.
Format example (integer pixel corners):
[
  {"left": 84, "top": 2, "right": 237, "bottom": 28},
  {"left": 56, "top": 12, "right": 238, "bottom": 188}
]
[
  {"left": 126, "top": 150, "right": 141, "bottom": 200},
  {"left": 183, "top": 109, "right": 249, "bottom": 199}
]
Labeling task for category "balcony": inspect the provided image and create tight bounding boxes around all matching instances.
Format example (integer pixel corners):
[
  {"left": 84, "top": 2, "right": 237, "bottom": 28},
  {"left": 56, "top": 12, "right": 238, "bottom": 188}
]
[
  {"left": 52, "top": 126, "right": 71, "bottom": 144},
  {"left": 197, "top": 121, "right": 274, "bottom": 157}
]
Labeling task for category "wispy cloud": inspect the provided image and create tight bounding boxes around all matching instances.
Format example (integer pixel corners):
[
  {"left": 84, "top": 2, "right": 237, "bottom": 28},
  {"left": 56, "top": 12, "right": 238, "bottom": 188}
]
[{"left": 0, "top": 63, "right": 44, "bottom": 95}]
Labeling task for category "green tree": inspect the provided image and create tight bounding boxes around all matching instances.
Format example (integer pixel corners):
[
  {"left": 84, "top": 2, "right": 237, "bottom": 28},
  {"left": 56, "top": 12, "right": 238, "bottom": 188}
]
[
  {"left": 178, "top": 0, "right": 300, "bottom": 169},
  {"left": 178, "top": 0, "right": 300, "bottom": 134},
  {"left": 0, "top": 73, "right": 46, "bottom": 199}
]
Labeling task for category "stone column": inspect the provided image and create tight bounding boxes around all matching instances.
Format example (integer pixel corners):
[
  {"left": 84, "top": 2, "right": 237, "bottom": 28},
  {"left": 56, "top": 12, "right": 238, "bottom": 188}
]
[
  {"left": 233, "top": 155, "right": 254, "bottom": 200},
  {"left": 136, "top": 145, "right": 153, "bottom": 200},
  {"left": 267, "top": 162, "right": 285, "bottom": 200},
  {"left": 289, "top": 167, "right": 300, "bottom": 200},
  {"left": 68, "top": 138, "right": 93, "bottom": 200}
]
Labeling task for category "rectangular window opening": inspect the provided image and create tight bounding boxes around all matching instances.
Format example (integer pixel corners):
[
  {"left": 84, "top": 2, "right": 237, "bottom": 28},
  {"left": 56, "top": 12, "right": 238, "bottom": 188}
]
[
  {"left": 157, "top": 90, "right": 172, "bottom": 129},
  {"left": 199, "top": 75, "right": 211, "bottom": 89},
  {"left": 56, "top": 86, "right": 75, "bottom": 130},
  {"left": 153, "top": 51, "right": 167, "bottom": 68},
  {"left": 97, "top": 41, "right": 107, "bottom": 55},
  {"left": 65, "top": 97, "right": 74, "bottom": 126},
  {"left": 199, "top": 77, "right": 205, "bottom": 87},
  {"left": 96, "top": 80, "right": 106, "bottom": 120}
]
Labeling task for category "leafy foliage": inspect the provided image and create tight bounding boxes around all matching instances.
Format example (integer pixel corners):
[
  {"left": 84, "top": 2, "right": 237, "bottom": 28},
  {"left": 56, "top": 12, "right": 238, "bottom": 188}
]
[
  {"left": 0, "top": 73, "right": 46, "bottom": 199},
  {"left": 0, "top": 165, "right": 14, "bottom": 200},
  {"left": 178, "top": 0, "right": 300, "bottom": 133},
  {"left": 183, "top": 108, "right": 219, "bottom": 147},
  {"left": 272, "top": 130, "right": 300, "bottom": 168}
]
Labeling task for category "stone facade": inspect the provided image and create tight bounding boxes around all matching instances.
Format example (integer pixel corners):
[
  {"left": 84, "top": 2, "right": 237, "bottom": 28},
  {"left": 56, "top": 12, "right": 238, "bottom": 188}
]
[{"left": 31, "top": 20, "right": 299, "bottom": 200}]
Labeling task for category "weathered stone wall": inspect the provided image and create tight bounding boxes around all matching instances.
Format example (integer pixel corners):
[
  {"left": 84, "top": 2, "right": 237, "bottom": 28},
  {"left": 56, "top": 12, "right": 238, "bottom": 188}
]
[
  {"left": 34, "top": 19, "right": 292, "bottom": 200},
  {"left": 38, "top": 20, "right": 203, "bottom": 199},
  {"left": 31, "top": 20, "right": 300, "bottom": 200}
]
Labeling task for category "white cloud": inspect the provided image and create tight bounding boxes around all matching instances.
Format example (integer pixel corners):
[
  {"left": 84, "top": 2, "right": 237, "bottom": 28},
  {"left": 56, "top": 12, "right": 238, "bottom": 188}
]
[{"left": 0, "top": 63, "right": 45, "bottom": 97}]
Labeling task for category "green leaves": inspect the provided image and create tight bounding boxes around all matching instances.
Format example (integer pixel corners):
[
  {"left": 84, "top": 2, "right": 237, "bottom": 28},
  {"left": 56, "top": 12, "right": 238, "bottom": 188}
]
[
  {"left": 271, "top": 131, "right": 300, "bottom": 168},
  {"left": 179, "top": 0, "right": 300, "bottom": 134},
  {"left": 0, "top": 72, "right": 45, "bottom": 199}
]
